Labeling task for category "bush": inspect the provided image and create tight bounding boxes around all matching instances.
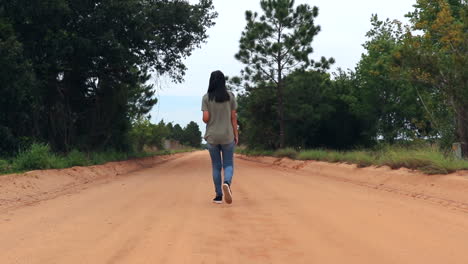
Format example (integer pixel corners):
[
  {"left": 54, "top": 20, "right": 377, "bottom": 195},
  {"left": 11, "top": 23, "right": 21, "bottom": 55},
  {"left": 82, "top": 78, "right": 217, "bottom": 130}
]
[
  {"left": 66, "top": 149, "right": 90, "bottom": 167},
  {"left": 0, "top": 159, "right": 12, "bottom": 173},
  {"left": 273, "top": 148, "right": 298, "bottom": 159},
  {"left": 13, "top": 143, "right": 66, "bottom": 171},
  {"left": 0, "top": 144, "right": 194, "bottom": 175},
  {"left": 89, "top": 151, "right": 129, "bottom": 165}
]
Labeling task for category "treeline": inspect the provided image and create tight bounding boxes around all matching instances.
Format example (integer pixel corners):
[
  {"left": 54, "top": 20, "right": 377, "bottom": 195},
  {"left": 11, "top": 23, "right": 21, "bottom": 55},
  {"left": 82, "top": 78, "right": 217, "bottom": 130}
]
[
  {"left": 130, "top": 119, "right": 202, "bottom": 151},
  {"left": 0, "top": 0, "right": 216, "bottom": 156},
  {"left": 234, "top": 0, "right": 467, "bottom": 156},
  {"left": 0, "top": 118, "right": 201, "bottom": 174}
]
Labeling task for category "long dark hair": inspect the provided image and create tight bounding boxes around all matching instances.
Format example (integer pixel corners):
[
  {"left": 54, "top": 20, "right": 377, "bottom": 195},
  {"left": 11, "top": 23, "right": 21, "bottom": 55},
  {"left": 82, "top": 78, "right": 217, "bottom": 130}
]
[{"left": 207, "top": 70, "right": 230, "bottom": 102}]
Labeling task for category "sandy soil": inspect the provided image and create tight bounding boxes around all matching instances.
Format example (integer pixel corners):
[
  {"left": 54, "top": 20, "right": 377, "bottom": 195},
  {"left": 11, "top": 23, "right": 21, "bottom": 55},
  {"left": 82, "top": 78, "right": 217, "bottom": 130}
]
[
  {"left": 0, "top": 154, "right": 182, "bottom": 212},
  {"left": 1, "top": 151, "right": 468, "bottom": 263}
]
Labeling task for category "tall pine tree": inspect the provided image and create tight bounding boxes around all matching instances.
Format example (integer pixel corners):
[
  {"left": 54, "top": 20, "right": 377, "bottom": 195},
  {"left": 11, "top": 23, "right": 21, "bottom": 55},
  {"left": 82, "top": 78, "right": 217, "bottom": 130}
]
[{"left": 234, "top": 0, "right": 334, "bottom": 148}]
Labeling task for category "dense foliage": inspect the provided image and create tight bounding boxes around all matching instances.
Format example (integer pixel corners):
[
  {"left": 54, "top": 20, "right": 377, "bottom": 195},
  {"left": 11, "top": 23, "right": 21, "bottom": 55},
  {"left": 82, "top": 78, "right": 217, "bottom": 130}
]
[
  {"left": 0, "top": 0, "right": 215, "bottom": 156},
  {"left": 1, "top": 0, "right": 466, "bottom": 160},
  {"left": 129, "top": 119, "right": 202, "bottom": 152},
  {"left": 237, "top": 0, "right": 467, "bottom": 156},
  {"left": 233, "top": 0, "right": 334, "bottom": 148},
  {"left": 238, "top": 70, "right": 371, "bottom": 149},
  {"left": 400, "top": 0, "right": 468, "bottom": 153}
]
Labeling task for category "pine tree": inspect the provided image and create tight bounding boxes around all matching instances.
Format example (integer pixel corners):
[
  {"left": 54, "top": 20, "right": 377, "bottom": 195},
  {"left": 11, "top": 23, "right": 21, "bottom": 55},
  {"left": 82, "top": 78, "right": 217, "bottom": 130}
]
[{"left": 234, "top": 0, "right": 334, "bottom": 148}]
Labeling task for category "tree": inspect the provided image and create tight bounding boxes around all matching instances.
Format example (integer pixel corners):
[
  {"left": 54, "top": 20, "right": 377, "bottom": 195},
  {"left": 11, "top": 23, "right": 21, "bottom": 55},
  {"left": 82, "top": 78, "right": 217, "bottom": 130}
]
[
  {"left": 0, "top": 0, "right": 216, "bottom": 153},
  {"left": 354, "top": 16, "right": 433, "bottom": 143},
  {"left": 400, "top": 0, "right": 468, "bottom": 154},
  {"left": 234, "top": 0, "right": 334, "bottom": 148},
  {"left": 237, "top": 85, "right": 278, "bottom": 149},
  {"left": 285, "top": 70, "right": 372, "bottom": 149},
  {"left": 237, "top": 69, "right": 372, "bottom": 150},
  {"left": 129, "top": 118, "right": 155, "bottom": 152},
  {"left": 172, "top": 124, "right": 185, "bottom": 143},
  {"left": 0, "top": 16, "right": 35, "bottom": 155},
  {"left": 183, "top": 121, "right": 202, "bottom": 148},
  {"left": 166, "top": 122, "right": 174, "bottom": 135},
  {"left": 283, "top": 70, "right": 334, "bottom": 148},
  {"left": 327, "top": 70, "right": 374, "bottom": 148},
  {"left": 129, "top": 118, "right": 170, "bottom": 152}
]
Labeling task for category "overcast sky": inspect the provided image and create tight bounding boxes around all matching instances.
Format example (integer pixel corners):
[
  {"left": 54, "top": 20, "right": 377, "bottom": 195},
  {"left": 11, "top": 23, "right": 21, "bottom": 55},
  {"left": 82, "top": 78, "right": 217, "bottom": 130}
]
[{"left": 150, "top": 0, "right": 416, "bottom": 136}]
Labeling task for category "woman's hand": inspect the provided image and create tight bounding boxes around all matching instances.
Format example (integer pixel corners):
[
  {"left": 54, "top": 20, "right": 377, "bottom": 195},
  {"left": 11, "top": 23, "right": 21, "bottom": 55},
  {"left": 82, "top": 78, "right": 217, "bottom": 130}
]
[{"left": 234, "top": 136, "right": 239, "bottom": 145}]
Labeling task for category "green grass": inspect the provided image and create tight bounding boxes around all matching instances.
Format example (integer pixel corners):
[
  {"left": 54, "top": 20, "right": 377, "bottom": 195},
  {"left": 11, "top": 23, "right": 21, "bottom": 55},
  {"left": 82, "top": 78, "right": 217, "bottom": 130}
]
[
  {"left": 0, "top": 159, "right": 12, "bottom": 173},
  {"left": 236, "top": 148, "right": 275, "bottom": 157},
  {"left": 12, "top": 143, "right": 67, "bottom": 171},
  {"left": 273, "top": 148, "right": 298, "bottom": 159},
  {"left": 374, "top": 146, "right": 463, "bottom": 174},
  {"left": 66, "top": 149, "right": 91, "bottom": 167},
  {"left": 239, "top": 146, "right": 468, "bottom": 175},
  {"left": 0, "top": 143, "right": 196, "bottom": 175},
  {"left": 7, "top": 143, "right": 464, "bottom": 175}
]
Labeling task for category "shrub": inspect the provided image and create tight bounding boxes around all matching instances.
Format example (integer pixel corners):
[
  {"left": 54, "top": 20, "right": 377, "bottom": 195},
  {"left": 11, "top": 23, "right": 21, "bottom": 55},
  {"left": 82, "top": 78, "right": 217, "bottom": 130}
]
[
  {"left": 66, "top": 149, "right": 90, "bottom": 167},
  {"left": 342, "top": 151, "right": 376, "bottom": 167},
  {"left": 0, "top": 159, "right": 12, "bottom": 173},
  {"left": 90, "top": 151, "right": 129, "bottom": 165},
  {"left": 0, "top": 145, "right": 193, "bottom": 175},
  {"left": 12, "top": 143, "right": 66, "bottom": 171},
  {"left": 273, "top": 148, "right": 298, "bottom": 159}
]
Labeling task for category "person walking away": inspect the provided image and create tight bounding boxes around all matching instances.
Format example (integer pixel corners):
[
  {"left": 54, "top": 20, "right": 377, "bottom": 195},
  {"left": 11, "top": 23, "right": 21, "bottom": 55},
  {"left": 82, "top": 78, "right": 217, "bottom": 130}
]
[{"left": 201, "top": 70, "right": 238, "bottom": 204}]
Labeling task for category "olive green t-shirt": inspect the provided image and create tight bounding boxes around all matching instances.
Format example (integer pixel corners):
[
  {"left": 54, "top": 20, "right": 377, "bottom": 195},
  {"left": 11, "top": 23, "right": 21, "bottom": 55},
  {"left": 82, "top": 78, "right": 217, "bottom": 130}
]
[{"left": 201, "top": 92, "right": 238, "bottom": 145}]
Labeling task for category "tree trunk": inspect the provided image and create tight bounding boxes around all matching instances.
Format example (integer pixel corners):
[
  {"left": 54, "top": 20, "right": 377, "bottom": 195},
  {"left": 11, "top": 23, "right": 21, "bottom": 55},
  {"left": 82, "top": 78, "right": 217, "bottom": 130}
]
[
  {"left": 278, "top": 80, "right": 285, "bottom": 149},
  {"left": 276, "top": 24, "right": 285, "bottom": 149},
  {"left": 456, "top": 104, "right": 468, "bottom": 157}
]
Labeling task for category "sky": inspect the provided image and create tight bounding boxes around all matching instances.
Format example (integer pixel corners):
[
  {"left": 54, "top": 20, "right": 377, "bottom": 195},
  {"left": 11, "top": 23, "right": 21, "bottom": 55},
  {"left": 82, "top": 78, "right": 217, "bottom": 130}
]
[{"left": 150, "top": 0, "right": 417, "bottom": 136}]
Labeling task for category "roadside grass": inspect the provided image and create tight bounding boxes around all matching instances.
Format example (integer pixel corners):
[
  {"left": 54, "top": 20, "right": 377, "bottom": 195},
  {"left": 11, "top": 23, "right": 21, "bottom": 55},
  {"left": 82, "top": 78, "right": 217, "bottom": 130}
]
[
  {"left": 237, "top": 146, "right": 468, "bottom": 175},
  {"left": 236, "top": 148, "right": 275, "bottom": 157},
  {"left": 0, "top": 143, "right": 196, "bottom": 175},
  {"left": 272, "top": 148, "right": 298, "bottom": 159}
]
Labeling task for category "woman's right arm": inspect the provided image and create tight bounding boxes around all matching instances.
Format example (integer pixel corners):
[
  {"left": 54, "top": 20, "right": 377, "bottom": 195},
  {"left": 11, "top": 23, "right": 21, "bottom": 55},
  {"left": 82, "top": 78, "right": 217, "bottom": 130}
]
[
  {"left": 202, "top": 96, "right": 209, "bottom": 123},
  {"left": 203, "top": 111, "right": 210, "bottom": 124}
]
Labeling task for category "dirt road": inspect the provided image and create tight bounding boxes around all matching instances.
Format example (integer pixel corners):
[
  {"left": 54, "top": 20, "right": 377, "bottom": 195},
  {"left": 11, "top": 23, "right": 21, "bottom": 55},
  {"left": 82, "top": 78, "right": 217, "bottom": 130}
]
[{"left": 1, "top": 151, "right": 468, "bottom": 263}]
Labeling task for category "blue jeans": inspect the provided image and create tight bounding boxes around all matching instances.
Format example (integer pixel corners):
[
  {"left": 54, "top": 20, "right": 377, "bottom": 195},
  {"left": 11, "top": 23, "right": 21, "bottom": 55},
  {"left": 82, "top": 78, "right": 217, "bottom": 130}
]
[{"left": 207, "top": 141, "right": 235, "bottom": 197}]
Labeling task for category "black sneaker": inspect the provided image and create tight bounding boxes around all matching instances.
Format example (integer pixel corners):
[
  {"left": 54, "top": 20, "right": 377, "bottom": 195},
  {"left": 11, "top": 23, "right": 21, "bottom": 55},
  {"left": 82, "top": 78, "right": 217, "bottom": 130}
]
[
  {"left": 213, "top": 195, "right": 223, "bottom": 204},
  {"left": 222, "top": 183, "right": 232, "bottom": 204}
]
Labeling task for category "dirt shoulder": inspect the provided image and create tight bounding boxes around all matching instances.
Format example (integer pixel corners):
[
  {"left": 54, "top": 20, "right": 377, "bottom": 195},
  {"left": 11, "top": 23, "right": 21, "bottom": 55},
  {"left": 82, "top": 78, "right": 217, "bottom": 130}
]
[
  {"left": 2, "top": 151, "right": 468, "bottom": 263},
  {"left": 3, "top": 152, "right": 467, "bottom": 214},
  {"left": 237, "top": 154, "right": 468, "bottom": 211},
  {"left": 0, "top": 153, "right": 184, "bottom": 212}
]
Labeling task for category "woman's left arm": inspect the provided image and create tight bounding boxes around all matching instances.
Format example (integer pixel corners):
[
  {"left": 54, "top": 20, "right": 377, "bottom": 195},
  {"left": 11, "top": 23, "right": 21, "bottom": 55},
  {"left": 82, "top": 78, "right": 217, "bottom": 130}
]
[{"left": 231, "top": 110, "right": 238, "bottom": 145}]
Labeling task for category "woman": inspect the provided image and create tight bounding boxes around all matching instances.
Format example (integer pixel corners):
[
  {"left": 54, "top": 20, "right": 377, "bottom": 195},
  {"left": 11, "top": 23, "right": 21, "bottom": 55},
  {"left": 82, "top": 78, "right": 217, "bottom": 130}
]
[{"left": 202, "top": 70, "right": 238, "bottom": 204}]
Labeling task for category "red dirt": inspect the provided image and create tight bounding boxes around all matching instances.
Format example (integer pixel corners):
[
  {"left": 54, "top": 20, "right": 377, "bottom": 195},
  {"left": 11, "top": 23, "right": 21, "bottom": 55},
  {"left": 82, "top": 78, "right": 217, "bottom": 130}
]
[
  {"left": 0, "top": 154, "right": 181, "bottom": 212},
  {"left": 1, "top": 151, "right": 468, "bottom": 263}
]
